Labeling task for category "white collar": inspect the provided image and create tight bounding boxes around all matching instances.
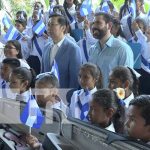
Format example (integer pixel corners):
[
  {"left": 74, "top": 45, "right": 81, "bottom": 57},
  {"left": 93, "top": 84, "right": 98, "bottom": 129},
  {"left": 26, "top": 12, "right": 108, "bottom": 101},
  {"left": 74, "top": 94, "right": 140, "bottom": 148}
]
[
  {"left": 105, "top": 123, "right": 115, "bottom": 132},
  {"left": 124, "top": 92, "right": 134, "bottom": 107},
  {"left": 79, "top": 87, "right": 97, "bottom": 96},
  {"left": 67, "top": 4, "right": 76, "bottom": 11},
  {"left": 55, "top": 36, "right": 65, "bottom": 48},
  {"left": 18, "top": 90, "right": 31, "bottom": 102}
]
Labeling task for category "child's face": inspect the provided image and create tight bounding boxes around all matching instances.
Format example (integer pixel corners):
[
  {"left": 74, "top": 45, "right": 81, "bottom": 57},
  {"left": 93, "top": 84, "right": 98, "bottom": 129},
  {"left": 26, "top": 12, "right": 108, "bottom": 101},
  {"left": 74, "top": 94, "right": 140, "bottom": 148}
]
[
  {"left": 78, "top": 69, "right": 96, "bottom": 90},
  {"left": 35, "top": 82, "right": 58, "bottom": 108},
  {"left": 15, "top": 22, "right": 25, "bottom": 33},
  {"left": 88, "top": 100, "right": 111, "bottom": 128},
  {"left": 1, "top": 64, "right": 12, "bottom": 81},
  {"left": 9, "top": 73, "right": 26, "bottom": 93},
  {"left": 125, "top": 105, "right": 150, "bottom": 141},
  {"left": 4, "top": 43, "right": 18, "bottom": 58},
  {"left": 32, "top": 11, "right": 40, "bottom": 24},
  {"left": 108, "top": 75, "right": 124, "bottom": 90}
]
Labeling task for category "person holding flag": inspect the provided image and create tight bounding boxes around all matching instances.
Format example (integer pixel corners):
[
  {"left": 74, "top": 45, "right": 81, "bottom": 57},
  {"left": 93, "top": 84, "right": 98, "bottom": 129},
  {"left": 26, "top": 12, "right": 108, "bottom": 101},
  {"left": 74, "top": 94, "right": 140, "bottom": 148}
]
[
  {"left": 27, "top": 10, "right": 49, "bottom": 75},
  {"left": 42, "top": 14, "right": 82, "bottom": 88}
]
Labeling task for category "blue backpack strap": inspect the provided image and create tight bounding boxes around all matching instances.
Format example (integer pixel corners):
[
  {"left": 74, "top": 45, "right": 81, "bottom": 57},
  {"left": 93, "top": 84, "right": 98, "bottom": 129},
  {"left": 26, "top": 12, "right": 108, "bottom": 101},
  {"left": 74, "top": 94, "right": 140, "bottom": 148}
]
[
  {"left": 127, "top": 16, "right": 134, "bottom": 37},
  {"left": 33, "top": 36, "right": 42, "bottom": 57},
  {"left": 64, "top": 7, "right": 74, "bottom": 23}
]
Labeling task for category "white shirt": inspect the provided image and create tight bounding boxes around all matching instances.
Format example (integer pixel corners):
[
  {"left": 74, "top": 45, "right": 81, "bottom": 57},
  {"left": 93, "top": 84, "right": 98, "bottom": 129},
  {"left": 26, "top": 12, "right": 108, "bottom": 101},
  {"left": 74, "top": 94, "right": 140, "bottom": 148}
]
[
  {"left": 105, "top": 123, "right": 115, "bottom": 132},
  {"left": 50, "top": 36, "right": 65, "bottom": 65},
  {"left": 135, "top": 29, "right": 150, "bottom": 73},
  {"left": 70, "top": 21, "right": 84, "bottom": 30},
  {"left": 68, "top": 87, "right": 97, "bottom": 119},
  {"left": 0, "top": 80, "right": 16, "bottom": 99},
  {"left": 67, "top": 4, "right": 76, "bottom": 18},
  {"left": 19, "top": 59, "right": 30, "bottom": 69},
  {"left": 124, "top": 92, "right": 134, "bottom": 107},
  {"left": 16, "top": 90, "right": 31, "bottom": 103}
]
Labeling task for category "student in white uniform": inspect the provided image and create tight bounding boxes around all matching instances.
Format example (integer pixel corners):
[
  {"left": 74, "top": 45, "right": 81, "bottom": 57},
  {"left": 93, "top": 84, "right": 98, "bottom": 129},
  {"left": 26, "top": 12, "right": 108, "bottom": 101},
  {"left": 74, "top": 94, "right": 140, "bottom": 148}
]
[
  {"left": 15, "top": 19, "right": 32, "bottom": 59},
  {"left": 0, "top": 58, "right": 20, "bottom": 99},
  {"left": 68, "top": 63, "right": 103, "bottom": 121},
  {"left": 88, "top": 88, "right": 126, "bottom": 133},
  {"left": 9, "top": 67, "right": 36, "bottom": 103},
  {"left": 27, "top": 1, "right": 44, "bottom": 28},
  {"left": 3, "top": 40, "right": 30, "bottom": 69},
  {"left": 108, "top": 66, "right": 140, "bottom": 107},
  {"left": 132, "top": 20, "right": 150, "bottom": 94},
  {"left": 63, "top": 0, "right": 78, "bottom": 23},
  {"left": 35, "top": 73, "right": 67, "bottom": 114},
  {"left": 27, "top": 10, "right": 49, "bottom": 75}
]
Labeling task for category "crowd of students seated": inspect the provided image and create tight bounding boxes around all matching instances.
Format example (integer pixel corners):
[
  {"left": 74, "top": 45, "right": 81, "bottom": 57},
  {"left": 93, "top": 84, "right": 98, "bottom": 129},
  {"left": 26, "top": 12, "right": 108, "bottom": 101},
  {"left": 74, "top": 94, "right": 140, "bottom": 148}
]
[{"left": 0, "top": 0, "right": 150, "bottom": 149}]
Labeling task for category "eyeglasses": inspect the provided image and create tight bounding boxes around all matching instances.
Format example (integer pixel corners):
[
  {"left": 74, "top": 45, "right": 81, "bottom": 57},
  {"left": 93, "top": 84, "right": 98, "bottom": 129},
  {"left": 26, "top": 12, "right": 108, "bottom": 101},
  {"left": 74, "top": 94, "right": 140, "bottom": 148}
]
[{"left": 4, "top": 46, "right": 16, "bottom": 50}]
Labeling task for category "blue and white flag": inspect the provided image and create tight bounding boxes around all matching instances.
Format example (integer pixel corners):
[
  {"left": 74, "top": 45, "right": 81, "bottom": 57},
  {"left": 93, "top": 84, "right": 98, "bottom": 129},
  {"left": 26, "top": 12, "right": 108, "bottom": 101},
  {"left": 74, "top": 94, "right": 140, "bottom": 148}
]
[
  {"left": 101, "top": 2, "right": 110, "bottom": 13},
  {"left": 80, "top": 0, "right": 92, "bottom": 17},
  {"left": 129, "top": 0, "right": 136, "bottom": 19},
  {"left": 20, "top": 95, "right": 44, "bottom": 128},
  {"left": 4, "top": 25, "right": 20, "bottom": 42},
  {"left": 51, "top": 59, "right": 60, "bottom": 82},
  {"left": 2, "top": 15, "right": 11, "bottom": 29},
  {"left": 32, "top": 20, "right": 46, "bottom": 36}
]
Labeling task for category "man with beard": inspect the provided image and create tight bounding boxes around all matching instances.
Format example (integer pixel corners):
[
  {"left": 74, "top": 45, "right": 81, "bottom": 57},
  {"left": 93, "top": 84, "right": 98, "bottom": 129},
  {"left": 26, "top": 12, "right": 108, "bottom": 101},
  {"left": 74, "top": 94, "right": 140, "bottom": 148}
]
[{"left": 89, "top": 12, "right": 134, "bottom": 87}]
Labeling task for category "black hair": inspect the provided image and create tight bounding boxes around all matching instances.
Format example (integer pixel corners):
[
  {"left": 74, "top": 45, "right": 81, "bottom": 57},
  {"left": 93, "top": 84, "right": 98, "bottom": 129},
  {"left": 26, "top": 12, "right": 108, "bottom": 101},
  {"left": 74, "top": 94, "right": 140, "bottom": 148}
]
[
  {"left": 49, "top": 13, "right": 68, "bottom": 27},
  {"left": 16, "top": 11, "right": 27, "bottom": 21},
  {"left": 36, "top": 74, "right": 59, "bottom": 88},
  {"left": 80, "top": 63, "right": 103, "bottom": 89},
  {"left": 12, "top": 67, "right": 36, "bottom": 89},
  {"left": 5, "top": 40, "right": 23, "bottom": 59},
  {"left": 75, "top": 3, "right": 82, "bottom": 11},
  {"left": 92, "top": 89, "right": 125, "bottom": 133},
  {"left": 129, "top": 95, "right": 150, "bottom": 126},
  {"left": 95, "top": 12, "right": 113, "bottom": 24},
  {"left": 2, "top": 58, "right": 20, "bottom": 69},
  {"left": 112, "top": 18, "right": 126, "bottom": 39},
  {"left": 110, "top": 66, "right": 139, "bottom": 96},
  {"left": 15, "top": 19, "right": 27, "bottom": 28}
]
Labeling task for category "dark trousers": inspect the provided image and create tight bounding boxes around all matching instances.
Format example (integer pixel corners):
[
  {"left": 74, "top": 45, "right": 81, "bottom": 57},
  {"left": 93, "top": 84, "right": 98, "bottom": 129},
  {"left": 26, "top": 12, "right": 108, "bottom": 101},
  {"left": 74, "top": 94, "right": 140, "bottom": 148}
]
[
  {"left": 27, "top": 55, "right": 41, "bottom": 75},
  {"left": 138, "top": 68, "right": 150, "bottom": 95}
]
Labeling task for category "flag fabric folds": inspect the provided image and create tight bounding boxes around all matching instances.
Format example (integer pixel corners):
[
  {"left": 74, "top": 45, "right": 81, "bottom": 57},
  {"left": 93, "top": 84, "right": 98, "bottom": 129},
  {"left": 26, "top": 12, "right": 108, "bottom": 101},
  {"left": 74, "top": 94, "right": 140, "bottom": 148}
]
[
  {"left": 32, "top": 20, "right": 46, "bottom": 36},
  {"left": 20, "top": 95, "right": 44, "bottom": 129},
  {"left": 80, "top": 0, "right": 92, "bottom": 17},
  {"left": 2, "top": 15, "right": 11, "bottom": 29},
  {"left": 4, "top": 25, "right": 20, "bottom": 42},
  {"left": 51, "top": 59, "right": 60, "bottom": 82},
  {"left": 101, "top": 2, "right": 110, "bottom": 13}
]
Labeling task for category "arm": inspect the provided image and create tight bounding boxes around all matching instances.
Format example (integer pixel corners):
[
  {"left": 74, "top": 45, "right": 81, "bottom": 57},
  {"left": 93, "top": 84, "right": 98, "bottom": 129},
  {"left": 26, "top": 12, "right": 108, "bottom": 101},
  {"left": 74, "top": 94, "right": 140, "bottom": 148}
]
[{"left": 69, "top": 45, "right": 82, "bottom": 88}]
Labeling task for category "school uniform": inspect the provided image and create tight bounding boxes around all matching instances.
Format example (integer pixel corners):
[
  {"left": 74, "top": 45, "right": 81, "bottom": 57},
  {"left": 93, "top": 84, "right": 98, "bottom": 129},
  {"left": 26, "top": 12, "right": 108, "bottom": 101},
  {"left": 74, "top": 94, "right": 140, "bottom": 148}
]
[
  {"left": 65, "top": 4, "right": 76, "bottom": 24},
  {"left": 124, "top": 92, "right": 134, "bottom": 108},
  {"left": 0, "top": 80, "right": 16, "bottom": 99},
  {"left": 68, "top": 87, "right": 97, "bottom": 121},
  {"left": 105, "top": 123, "right": 115, "bottom": 132},
  {"left": 77, "top": 38, "right": 90, "bottom": 63},
  {"left": 19, "top": 59, "right": 30, "bottom": 69},
  {"left": 16, "top": 89, "right": 32, "bottom": 103},
  {"left": 27, "top": 34, "right": 49, "bottom": 74},
  {"left": 134, "top": 30, "right": 150, "bottom": 94}
]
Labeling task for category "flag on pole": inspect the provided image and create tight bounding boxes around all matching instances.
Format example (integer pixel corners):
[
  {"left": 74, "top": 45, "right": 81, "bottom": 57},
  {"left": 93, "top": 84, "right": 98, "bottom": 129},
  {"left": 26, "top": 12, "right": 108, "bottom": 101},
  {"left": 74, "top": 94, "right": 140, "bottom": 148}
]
[
  {"left": 4, "top": 25, "right": 20, "bottom": 42},
  {"left": 80, "top": 0, "right": 92, "bottom": 17},
  {"left": 20, "top": 95, "right": 44, "bottom": 129},
  {"left": 51, "top": 59, "right": 60, "bottom": 82},
  {"left": 2, "top": 15, "right": 12, "bottom": 29},
  {"left": 101, "top": 2, "right": 110, "bottom": 13},
  {"left": 32, "top": 20, "right": 46, "bottom": 36}
]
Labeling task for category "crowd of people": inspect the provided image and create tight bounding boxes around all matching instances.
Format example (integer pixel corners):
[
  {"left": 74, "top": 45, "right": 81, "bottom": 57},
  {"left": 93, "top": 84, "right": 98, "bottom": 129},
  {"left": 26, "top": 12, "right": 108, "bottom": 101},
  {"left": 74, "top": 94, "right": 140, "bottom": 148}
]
[{"left": 0, "top": 0, "right": 150, "bottom": 149}]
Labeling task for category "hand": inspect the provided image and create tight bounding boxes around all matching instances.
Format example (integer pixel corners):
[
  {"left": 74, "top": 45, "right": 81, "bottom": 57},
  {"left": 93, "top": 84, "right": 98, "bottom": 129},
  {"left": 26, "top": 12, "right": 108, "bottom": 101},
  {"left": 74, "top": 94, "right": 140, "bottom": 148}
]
[
  {"left": 84, "top": 19, "right": 90, "bottom": 30},
  {"left": 26, "top": 134, "right": 41, "bottom": 150}
]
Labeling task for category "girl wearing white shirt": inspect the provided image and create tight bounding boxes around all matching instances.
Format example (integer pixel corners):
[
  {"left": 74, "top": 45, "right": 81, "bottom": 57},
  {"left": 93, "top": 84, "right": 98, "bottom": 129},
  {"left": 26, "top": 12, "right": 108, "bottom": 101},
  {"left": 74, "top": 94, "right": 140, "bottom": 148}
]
[
  {"left": 68, "top": 63, "right": 103, "bottom": 121},
  {"left": 88, "top": 88, "right": 126, "bottom": 134},
  {"left": 9, "top": 67, "right": 36, "bottom": 103}
]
